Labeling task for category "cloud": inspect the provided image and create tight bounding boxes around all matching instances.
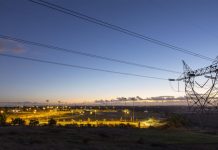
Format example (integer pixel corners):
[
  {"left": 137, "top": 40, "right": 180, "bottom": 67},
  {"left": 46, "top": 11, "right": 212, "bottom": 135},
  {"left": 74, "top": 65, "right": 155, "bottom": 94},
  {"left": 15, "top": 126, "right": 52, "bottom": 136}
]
[
  {"left": 0, "top": 39, "right": 25, "bottom": 53},
  {"left": 0, "top": 40, "right": 4, "bottom": 52}
]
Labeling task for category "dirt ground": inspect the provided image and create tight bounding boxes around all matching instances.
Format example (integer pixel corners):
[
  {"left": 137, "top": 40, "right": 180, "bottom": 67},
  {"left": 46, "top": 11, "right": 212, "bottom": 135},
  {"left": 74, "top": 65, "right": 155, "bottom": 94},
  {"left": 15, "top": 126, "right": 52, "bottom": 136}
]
[{"left": 0, "top": 126, "right": 218, "bottom": 150}]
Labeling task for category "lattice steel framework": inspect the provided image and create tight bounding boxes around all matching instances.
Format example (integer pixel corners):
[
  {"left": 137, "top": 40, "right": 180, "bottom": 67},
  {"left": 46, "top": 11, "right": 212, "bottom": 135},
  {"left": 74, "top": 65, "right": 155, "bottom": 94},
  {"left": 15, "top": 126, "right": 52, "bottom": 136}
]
[{"left": 169, "top": 57, "right": 218, "bottom": 113}]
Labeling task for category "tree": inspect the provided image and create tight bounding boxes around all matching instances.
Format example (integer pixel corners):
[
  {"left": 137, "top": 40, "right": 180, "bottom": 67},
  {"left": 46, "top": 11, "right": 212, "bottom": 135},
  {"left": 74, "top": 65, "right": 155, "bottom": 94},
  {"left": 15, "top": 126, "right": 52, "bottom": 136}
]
[
  {"left": 29, "top": 119, "right": 39, "bottom": 126},
  {"left": 166, "top": 114, "right": 189, "bottom": 128},
  {"left": 11, "top": 118, "right": 26, "bottom": 126},
  {"left": 48, "top": 118, "right": 57, "bottom": 126},
  {"left": 0, "top": 114, "right": 6, "bottom": 126}
]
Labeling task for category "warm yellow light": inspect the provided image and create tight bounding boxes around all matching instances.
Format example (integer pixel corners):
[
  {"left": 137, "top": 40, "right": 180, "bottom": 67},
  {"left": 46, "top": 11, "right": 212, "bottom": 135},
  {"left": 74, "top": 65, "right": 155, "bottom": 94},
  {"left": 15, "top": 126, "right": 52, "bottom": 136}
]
[{"left": 123, "top": 109, "right": 130, "bottom": 114}]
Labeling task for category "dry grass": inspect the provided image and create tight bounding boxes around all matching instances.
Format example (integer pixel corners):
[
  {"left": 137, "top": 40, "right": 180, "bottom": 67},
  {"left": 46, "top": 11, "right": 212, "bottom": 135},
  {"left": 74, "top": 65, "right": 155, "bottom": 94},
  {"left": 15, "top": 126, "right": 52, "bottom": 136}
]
[{"left": 0, "top": 127, "right": 218, "bottom": 150}]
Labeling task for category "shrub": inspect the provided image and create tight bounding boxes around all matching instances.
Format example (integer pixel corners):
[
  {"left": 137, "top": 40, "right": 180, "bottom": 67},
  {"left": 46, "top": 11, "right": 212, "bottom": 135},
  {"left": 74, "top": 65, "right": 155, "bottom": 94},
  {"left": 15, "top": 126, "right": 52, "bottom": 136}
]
[
  {"left": 11, "top": 118, "right": 26, "bottom": 126},
  {"left": 0, "top": 114, "right": 6, "bottom": 126},
  {"left": 86, "top": 123, "right": 92, "bottom": 128},
  {"left": 166, "top": 114, "right": 189, "bottom": 128},
  {"left": 65, "top": 124, "right": 79, "bottom": 128},
  {"left": 48, "top": 118, "right": 57, "bottom": 126},
  {"left": 29, "top": 119, "right": 39, "bottom": 126}
]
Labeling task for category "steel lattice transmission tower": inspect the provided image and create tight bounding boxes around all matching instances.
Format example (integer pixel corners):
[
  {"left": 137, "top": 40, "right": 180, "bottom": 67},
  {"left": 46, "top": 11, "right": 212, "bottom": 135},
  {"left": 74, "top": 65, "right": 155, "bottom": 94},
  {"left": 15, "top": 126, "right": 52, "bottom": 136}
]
[{"left": 169, "top": 57, "right": 218, "bottom": 113}]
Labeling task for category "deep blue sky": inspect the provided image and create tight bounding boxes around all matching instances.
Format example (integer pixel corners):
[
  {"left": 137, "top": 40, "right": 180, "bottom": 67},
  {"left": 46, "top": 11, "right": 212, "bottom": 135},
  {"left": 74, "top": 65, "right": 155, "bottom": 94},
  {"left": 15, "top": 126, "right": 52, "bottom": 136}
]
[{"left": 0, "top": 0, "right": 217, "bottom": 103}]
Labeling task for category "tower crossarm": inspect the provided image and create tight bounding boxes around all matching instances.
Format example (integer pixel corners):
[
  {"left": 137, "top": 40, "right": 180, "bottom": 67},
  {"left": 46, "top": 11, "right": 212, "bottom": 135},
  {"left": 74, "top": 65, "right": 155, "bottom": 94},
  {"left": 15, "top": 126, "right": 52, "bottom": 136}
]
[
  {"left": 191, "top": 63, "right": 218, "bottom": 77},
  {"left": 169, "top": 63, "right": 218, "bottom": 81}
]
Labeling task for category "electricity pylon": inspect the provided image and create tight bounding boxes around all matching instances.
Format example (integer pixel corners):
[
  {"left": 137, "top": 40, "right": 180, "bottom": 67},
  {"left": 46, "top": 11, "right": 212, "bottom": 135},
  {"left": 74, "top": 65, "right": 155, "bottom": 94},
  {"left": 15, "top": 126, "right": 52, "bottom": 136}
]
[{"left": 169, "top": 57, "right": 218, "bottom": 113}]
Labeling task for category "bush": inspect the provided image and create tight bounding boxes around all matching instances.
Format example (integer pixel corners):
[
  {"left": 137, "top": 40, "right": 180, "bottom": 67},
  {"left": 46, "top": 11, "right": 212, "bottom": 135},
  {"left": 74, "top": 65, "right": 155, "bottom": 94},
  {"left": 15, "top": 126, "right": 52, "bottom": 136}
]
[
  {"left": 86, "top": 123, "right": 92, "bottom": 127},
  {"left": 48, "top": 118, "right": 57, "bottom": 126},
  {"left": 11, "top": 118, "right": 26, "bottom": 126},
  {"left": 0, "top": 114, "right": 6, "bottom": 126},
  {"left": 166, "top": 114, "right": 189, "bottom": 128},
  {"left": 29, "top": 119, "right": 39, "bottom": 126},
  {"left": 65, "top": 124, "right": 79, "bottom": 128}
]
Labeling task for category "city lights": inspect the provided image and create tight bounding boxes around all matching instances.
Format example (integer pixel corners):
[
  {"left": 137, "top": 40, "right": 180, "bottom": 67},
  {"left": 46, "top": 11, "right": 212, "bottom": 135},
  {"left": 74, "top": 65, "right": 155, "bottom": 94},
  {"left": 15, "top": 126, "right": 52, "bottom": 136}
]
[{"left": 3, "top": 106, "right": 166, "bottom": 128}]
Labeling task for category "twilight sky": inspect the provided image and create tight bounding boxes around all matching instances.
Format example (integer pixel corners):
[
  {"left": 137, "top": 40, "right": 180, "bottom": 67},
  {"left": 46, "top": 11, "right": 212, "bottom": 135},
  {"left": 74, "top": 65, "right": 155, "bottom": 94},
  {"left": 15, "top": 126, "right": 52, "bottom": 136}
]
[{"left": 0, "top": 0, "right": 217, "bottom": 103}]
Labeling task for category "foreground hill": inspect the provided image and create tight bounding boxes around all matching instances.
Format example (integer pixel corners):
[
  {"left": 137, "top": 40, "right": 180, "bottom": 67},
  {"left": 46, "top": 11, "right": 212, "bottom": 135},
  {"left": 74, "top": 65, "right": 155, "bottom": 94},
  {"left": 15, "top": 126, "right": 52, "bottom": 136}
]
[{"left": 0, "top": 127, "right": 218, "bottom": 150}]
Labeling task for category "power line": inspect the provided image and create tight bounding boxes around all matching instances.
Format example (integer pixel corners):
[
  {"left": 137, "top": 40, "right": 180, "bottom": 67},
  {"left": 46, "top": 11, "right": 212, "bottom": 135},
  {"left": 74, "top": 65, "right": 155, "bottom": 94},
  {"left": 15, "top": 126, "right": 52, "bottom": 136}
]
[
  {"left": 0, "top": 53, "right": 168, "bottom": 80},
  {"left": 28, "top": 0, "right": 214, "bottom": 61},
  {"left": 0, "top": 35, "right": 181, "bottom": 74}
]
